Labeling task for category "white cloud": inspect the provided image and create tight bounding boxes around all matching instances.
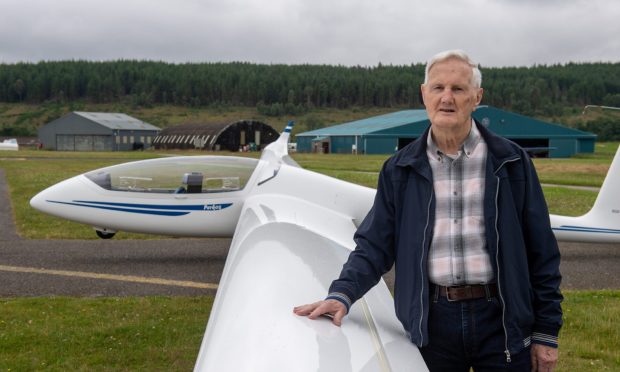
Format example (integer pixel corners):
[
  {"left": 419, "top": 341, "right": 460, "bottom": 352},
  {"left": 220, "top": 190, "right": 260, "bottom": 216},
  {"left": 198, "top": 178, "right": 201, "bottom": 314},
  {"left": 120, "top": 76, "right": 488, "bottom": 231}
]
[{"left": 0, "top": 0, "right": 618, "bottom": 66}]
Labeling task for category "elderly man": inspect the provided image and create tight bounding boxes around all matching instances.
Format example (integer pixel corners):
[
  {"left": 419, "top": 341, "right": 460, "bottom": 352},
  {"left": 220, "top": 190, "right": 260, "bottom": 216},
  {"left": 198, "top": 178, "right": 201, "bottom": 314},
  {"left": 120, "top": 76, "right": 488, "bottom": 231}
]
[{"left": 294, "top": 50, "right": 563, "bottom": 371}]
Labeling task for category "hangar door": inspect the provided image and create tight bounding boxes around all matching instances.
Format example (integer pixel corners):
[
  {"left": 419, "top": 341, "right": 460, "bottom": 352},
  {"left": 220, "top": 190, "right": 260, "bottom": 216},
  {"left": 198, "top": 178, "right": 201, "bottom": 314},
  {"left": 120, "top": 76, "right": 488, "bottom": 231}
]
[{"left": 56, "top": 135, "right": 112, "bottom": 151}]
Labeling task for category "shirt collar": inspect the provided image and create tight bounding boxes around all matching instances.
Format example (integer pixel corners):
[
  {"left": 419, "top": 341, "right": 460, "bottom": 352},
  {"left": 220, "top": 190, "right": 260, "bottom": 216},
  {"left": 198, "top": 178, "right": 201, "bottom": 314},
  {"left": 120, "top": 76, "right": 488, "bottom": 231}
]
[{"left": 427, "top": 119, "right": 481, "bottom": 160}]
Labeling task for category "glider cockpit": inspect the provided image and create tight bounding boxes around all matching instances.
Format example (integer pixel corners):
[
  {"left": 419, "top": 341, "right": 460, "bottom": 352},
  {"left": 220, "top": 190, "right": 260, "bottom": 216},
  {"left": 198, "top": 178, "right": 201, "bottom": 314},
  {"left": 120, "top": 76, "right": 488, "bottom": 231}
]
[{"left": 84, "top": 156, "right": 258, "bottom": 194}]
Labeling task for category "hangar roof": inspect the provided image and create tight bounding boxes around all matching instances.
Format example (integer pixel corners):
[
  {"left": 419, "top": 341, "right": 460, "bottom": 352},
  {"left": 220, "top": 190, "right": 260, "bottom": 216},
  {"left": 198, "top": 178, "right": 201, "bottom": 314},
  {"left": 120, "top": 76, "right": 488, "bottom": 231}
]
[
  {"left": 74, "top": 112, "right": 160, "bottom": 131},
  {"left": 297, "top": 110, "right": 428, "bottom": 136},
  {"left": 297, "top": 106, "right": 595, "bottom": 139},
  {"left": 472, "top": 106, "right": 595, "bottom": 139}
]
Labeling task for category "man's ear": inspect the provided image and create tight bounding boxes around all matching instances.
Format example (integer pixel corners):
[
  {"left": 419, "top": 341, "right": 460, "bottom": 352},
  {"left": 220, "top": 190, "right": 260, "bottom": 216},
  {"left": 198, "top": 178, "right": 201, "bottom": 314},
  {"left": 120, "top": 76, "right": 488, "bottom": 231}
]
[
  {"left": 475, "top": 88, "right": 484, "bottom": 105},
  {"left": 419, "top": 85, "right": 426, "bottom": 106}
]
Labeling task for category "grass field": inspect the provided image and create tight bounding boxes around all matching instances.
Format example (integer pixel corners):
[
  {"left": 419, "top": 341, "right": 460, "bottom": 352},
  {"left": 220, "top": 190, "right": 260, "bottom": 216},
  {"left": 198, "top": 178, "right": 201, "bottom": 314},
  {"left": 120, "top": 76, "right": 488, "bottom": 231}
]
[
  {"left": 0, "top": 143, "right": 618, "bottom": 370},
  {"left": 0, "top": 292, "right": 618, "bottom": 371},
  {"left": 0, "top": 297, "right": 213, "bottom": 371}
]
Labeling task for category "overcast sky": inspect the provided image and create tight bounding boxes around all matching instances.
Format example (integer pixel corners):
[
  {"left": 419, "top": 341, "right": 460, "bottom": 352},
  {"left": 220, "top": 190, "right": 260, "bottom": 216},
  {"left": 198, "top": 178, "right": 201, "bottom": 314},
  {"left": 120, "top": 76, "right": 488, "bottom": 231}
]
[{"left": 1, "top": 0, "right": 618, "bottom": 67}]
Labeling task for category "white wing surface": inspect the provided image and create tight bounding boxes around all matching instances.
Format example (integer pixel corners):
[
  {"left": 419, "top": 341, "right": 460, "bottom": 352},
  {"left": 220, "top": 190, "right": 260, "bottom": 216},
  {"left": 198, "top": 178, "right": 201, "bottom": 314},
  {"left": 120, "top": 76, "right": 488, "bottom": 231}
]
[{"left": 194, "top": 189, "right": 428, "bottom": 371}]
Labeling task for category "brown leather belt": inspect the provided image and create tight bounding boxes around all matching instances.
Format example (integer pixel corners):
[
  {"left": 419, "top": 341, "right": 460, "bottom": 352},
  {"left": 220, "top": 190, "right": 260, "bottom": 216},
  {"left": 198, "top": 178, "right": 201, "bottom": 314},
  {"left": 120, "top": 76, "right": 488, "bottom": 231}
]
[{"left": 437, "top": 283, "right": 498, "bottom": 302}]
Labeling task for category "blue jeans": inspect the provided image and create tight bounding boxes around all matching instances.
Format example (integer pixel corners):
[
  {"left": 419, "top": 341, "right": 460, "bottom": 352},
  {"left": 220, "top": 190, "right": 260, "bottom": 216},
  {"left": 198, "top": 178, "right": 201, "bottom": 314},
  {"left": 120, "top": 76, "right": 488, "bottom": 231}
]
[{"left": 419, "top": 288, "right": 531, "bottom": 371}]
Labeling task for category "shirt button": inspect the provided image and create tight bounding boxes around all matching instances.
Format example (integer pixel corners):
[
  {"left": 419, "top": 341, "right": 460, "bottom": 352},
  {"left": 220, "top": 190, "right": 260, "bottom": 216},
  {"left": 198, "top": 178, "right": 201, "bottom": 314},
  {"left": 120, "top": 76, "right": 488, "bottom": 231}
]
[
  {"left": 453, "top": 191, "right": 457, "bottom": 195},
  {"left": 454, "top": 219, "right": 458, "bottom": 223}
]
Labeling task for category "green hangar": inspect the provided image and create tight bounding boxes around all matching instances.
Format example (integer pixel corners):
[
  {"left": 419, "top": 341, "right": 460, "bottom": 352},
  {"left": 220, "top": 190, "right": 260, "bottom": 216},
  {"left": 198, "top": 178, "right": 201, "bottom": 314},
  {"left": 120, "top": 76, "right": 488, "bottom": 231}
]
[{"left": 295, "top": 106, "right": 596, "bottom": 158}]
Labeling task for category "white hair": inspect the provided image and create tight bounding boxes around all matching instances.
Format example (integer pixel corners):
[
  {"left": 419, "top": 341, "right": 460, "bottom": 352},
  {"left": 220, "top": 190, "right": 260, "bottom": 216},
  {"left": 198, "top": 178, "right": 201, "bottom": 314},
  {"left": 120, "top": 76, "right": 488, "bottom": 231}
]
[{"left": 424, "top": 49, "right": 482, "bottom": 88}]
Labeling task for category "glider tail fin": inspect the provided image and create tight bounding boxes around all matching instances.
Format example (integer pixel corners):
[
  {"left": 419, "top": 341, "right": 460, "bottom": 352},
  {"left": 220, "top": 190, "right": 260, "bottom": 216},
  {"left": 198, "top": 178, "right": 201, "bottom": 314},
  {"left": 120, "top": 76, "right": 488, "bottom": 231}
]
[
  {"left": 586, "top": 144, "right": 620, "bottom": 224},
  {"left": 278, "top": 120, "right": 294, "bottom": 145},
  {"left": 261, "top": 121, "right": 299, "bottom": 167}
]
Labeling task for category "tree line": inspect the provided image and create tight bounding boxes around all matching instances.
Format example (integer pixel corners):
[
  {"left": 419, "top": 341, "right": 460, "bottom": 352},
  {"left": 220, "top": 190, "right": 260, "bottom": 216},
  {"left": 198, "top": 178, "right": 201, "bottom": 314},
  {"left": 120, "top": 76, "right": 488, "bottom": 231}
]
[{"left": 1, "top": 60, "right": 619, "bottom": 115}]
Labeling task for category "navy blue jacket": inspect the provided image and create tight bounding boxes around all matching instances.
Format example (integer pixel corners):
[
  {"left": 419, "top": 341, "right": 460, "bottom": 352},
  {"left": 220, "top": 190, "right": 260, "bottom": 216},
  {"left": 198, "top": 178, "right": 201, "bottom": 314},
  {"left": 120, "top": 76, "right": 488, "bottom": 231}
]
[{"left": 328, "top": 122, "right": 563, "bottom": 355}]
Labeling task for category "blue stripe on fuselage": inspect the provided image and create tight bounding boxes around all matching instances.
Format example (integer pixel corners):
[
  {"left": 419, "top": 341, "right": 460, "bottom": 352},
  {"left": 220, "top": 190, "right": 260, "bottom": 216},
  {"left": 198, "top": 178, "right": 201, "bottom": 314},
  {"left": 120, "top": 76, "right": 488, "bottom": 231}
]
[
  {"left": 553, "top": 225, "right": 620, "bottom": 234},
  {"left": 73, "top": 200, "right": 206, "bottom": 210},
  {"left": 46, "top": 200, "right": 233, "bottom": 216},
  {"left": 47, "top": 200, "right": 189, "bottom": 216}
]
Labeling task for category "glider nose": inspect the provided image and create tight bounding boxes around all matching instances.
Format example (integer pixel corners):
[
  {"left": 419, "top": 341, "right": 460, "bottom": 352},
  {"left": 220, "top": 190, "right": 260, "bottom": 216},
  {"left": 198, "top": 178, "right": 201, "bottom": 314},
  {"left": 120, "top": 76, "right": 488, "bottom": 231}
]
[
  {"left": 29, "top": 176, "right": 81, "bottom": 216},
  {"left": 30, "top": 189, "right": 43, "bottom": 210},
  {"left": 30, "top": 184, "right": 55, "bottom": 214}
]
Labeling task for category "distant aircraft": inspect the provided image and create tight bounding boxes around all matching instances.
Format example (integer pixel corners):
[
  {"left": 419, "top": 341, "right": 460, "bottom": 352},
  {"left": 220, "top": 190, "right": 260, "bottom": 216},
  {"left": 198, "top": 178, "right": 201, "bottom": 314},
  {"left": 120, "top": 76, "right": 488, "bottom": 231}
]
[
  {"left": 0, "top": 138, "right": 18, "bottom": 151},
  {"left": 30, "top": 122, "right": 619, "bottom": 370}
]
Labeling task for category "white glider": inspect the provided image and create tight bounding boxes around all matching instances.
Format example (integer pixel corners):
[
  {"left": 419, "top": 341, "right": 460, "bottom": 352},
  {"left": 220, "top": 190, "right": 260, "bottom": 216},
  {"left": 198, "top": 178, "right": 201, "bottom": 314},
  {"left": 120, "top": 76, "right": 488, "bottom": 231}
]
[
  {"left": 0, "top": 138, "right": 18, "bottom": 151},
  {"left": 30, "top": 122, "right": 620, "bottom": 371}
]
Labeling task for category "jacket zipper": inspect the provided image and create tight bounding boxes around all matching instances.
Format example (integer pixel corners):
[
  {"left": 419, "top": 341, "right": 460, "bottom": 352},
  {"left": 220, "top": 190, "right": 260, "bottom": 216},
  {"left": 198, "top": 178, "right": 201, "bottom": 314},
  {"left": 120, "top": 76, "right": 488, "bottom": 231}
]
[
  {"left": 494, "top": 157, "right": 520, "bottom": 363},
  {"left": 418, "top": 190, "right": 434, "bottom": 345}
]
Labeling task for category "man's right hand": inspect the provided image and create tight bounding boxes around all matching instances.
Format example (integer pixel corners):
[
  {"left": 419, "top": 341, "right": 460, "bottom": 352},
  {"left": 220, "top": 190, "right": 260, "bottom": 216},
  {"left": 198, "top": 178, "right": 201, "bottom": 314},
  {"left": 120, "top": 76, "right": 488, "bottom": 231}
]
[{"left": 293, "top": 300, "right": 347, "bottom": 326}]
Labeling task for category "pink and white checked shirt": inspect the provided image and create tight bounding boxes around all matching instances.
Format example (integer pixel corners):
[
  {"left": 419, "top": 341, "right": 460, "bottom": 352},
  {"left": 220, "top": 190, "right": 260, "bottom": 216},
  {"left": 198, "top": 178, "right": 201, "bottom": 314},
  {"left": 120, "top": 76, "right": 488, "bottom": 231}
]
[{"left": 426, "top": 122, "right": 494, "bottom": 286}]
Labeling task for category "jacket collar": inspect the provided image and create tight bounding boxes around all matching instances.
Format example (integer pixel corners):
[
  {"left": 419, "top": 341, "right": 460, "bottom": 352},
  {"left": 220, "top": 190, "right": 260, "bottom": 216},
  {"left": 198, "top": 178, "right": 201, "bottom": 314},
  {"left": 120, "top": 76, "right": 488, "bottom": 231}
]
[
  {"left": 476, "top": 120, "right": 521, "bottom": 172},
  {"left": 396, "top": 119, "right": 520, "bottom": 173},
  {"left": 426, "top": 119, "right": 482, "bottom": 162}
]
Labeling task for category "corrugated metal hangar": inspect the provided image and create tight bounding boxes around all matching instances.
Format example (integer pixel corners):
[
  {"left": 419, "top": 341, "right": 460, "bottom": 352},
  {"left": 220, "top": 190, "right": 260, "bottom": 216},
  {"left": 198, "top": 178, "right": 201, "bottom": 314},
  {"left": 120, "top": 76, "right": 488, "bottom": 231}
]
[
  {"left": 38, "top": 112, "right": 161, "bottom": 151},
  {"left": 296, "top": 106, "right": 596, "bottom": 158},
  {"left": 153, "top": 120, "right": 279, "bottom": 151}
]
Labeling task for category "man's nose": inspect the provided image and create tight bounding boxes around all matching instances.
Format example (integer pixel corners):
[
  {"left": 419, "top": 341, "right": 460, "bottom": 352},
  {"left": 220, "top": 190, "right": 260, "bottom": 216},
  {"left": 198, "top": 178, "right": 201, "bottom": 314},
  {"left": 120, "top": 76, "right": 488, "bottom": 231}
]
[{"left": 440, "top": 90, "right": 454, "bottom": 103}]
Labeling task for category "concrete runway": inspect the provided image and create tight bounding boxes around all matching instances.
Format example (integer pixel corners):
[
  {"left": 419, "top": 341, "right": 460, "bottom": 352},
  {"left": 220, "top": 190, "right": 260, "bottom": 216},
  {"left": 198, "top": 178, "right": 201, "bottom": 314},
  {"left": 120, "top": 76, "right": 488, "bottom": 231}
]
[{"left": 1, "top": 169, "right": 619, "bottom": 298}]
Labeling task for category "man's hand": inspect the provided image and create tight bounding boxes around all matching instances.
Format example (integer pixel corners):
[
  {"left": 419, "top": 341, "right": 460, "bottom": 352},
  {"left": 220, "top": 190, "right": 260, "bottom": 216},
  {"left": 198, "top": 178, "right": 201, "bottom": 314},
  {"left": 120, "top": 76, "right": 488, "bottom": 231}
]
[
  {"left": 531, "top": 344, "right": 558, "bottom": 372},
  {"left": 293, "top": 300, "right": 347, "bottom": 326}
]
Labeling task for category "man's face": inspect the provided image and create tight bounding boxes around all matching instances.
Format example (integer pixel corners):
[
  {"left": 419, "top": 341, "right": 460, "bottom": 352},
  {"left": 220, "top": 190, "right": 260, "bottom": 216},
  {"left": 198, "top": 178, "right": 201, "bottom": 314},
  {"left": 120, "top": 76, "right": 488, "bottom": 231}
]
[{"left": 421, "top": 58, "right": 483, "bottom": 132}]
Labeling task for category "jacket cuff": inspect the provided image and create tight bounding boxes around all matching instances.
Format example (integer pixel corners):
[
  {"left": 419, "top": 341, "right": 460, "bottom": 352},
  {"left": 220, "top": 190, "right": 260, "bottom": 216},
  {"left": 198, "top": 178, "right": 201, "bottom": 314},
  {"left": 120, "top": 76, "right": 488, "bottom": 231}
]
[
  {"left": 326, "top": 292, "right": 352, "bottom": 314},
  {"left": 531, "top": 332, "right": 559, "bottom": 348}
]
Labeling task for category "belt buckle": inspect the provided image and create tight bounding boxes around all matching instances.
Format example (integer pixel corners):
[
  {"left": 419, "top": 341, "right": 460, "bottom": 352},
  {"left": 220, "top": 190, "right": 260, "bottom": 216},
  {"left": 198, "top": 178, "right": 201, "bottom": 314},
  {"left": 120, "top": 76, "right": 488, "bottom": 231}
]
[
  {"left": 446, "top": 288, "right": 457, "bottom": 302},
  {"left": 446, "top": 286, "right": 459, "bottom": 302},
  {"left": 446, "top": 285, "right": 472, "bottom": 302}
]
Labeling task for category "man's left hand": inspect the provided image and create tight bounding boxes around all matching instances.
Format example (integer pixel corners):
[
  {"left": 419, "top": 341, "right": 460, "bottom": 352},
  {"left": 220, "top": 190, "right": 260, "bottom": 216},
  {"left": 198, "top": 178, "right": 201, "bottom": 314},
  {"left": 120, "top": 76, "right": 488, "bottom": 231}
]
[{"left": 531, "top": 344, "right": 558, "bottom": 372}]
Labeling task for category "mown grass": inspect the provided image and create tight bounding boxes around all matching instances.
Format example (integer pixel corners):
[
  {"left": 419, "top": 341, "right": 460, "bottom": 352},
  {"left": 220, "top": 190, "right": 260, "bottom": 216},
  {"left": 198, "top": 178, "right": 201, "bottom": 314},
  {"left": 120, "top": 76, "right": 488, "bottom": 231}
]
[
  {"left": 533, "top": 142, "right": 619, "bottom": 186},
  {"left": 558, "top": 290, "right": 620, "bottom": 371},
  {"left": 0, "top": 296, "right": 213, "bottom": 371},
  {"left": 0, "top": 292, "right": 617, "bottom": 371},
  {"left": 294, "top": 153, "right": 390, "bottom": 172},
  {"left": 542, "top": 187, "right": 598, "bottom": 217}
]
